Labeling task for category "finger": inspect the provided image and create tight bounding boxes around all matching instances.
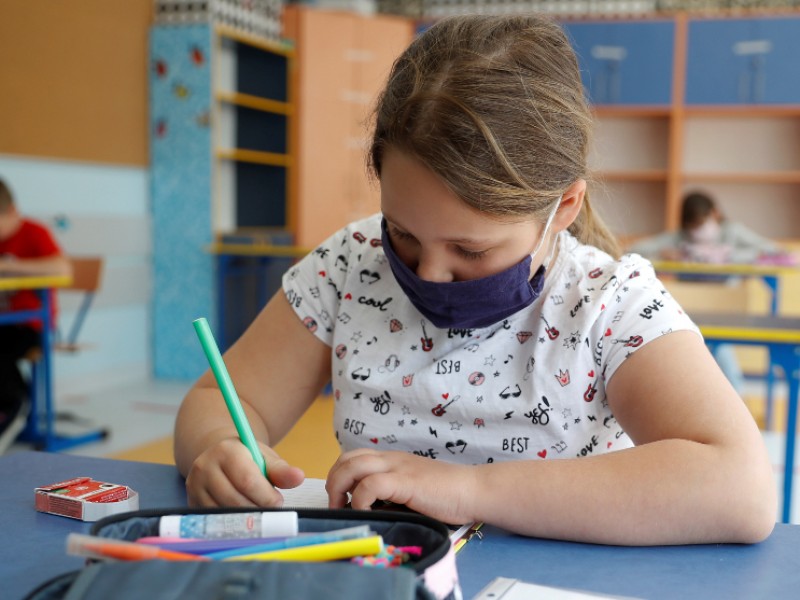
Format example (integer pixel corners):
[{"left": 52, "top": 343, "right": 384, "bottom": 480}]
[
  {"left": 220, "top": 454, "right": 284, "bottom": 507},
  {"left": 186, "top": 465, "right": 256, "bottom": 508},
  {"left": 351, "top": 469, "right": 417, "bottom": 511},
  {"left": 348, "top": 472, "right": 394, "bottom": 510},
  {"left": 263, "top": 455, "right": 306, "bottom": 491},
  {"left": 326, "top": 450, "right": 387, "bottom": 508}
]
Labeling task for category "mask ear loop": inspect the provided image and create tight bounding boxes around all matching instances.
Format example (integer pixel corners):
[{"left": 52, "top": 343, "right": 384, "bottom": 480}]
[{"left": 530, "top": 196, "right": 562, "bottom": 270}]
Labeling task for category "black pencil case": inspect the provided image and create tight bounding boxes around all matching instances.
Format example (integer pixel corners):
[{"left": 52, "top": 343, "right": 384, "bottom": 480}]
[{"left": 24, "top": 507, "right": 460, "bottom": 600}]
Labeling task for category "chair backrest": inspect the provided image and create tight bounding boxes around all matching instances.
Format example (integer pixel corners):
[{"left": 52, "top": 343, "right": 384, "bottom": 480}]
[
  {"left": 57, "top": 256, "right": 104, "bottom": 351},
  {"left": 67, "top": 257, "right": 103, "bottom": 293}
]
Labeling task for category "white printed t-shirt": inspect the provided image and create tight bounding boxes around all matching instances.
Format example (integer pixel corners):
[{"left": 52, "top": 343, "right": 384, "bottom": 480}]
[{"left": 282, "top": 214, "right": 699, "bottom": 464}]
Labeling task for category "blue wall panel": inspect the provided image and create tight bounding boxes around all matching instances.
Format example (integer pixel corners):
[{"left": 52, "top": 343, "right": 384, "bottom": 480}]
[{"left": 150, "top": 25, "right": 214, "bottom": 380}]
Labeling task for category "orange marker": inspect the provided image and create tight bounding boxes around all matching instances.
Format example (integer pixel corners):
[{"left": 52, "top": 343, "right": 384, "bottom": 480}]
[{"left": 66, "top": 533, "right": 209, "bottom": 562}]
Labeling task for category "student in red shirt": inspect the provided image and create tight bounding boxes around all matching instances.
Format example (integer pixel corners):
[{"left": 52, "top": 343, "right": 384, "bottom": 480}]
[{"left": 0, "top": 178, "right": 70, "bottom": 452}]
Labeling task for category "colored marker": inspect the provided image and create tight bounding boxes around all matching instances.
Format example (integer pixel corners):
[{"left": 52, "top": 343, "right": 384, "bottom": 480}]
[
  {"left": 135, "top": 536, "right": 295, "bottom": 555},
  {"left": 224, "top": 535, "right": 384, "bottom": 562},
  {"left": 67, "top": 533, "right": 208, "bottom": 562},
  {"left": 193, "top": 317, "right": 267, "bottom": 477},
  {"left": 206, "top": 525, "right": 373, "bottom": 560}
]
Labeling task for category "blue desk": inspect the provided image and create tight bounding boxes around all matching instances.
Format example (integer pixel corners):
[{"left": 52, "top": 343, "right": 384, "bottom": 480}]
[
  {"left": 694, "top": 312, "right": 800, "bottom": 524},
  {"left": 0, "top": 275, "right": 106, "bottom": 452},
  {"left": 653, "top": 259, "right": 799, "bottom": 430},
  {"left": 2, "top": 451, "right": 799, "bottom": 600},
  {"left": 0, "top": 276, "right": 105, "bottom": 452},
  {"left": 651, "top": 260, "right": 798, "bottom": 316}
]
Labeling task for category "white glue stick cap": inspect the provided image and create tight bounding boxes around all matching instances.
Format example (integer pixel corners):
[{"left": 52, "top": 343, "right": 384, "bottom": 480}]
[
  {"left": 159, "top": 515, "right": 182, "bottom": 538},
  {"left": 264, "top": 511, "right": 299, "bottom": 537}
]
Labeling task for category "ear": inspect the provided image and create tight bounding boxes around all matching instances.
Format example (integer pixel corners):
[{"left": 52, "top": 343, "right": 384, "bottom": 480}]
[{"left": 552, "top": 179, "right": 586, "bottom": 233}]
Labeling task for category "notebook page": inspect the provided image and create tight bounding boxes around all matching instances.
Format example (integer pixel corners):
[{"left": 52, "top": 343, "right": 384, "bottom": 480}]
[{"left": 278, "top": 477, "right": 329, "bottom": 509}]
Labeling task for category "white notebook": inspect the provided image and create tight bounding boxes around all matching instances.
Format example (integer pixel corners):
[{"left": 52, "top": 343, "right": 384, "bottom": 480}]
[
  {"left": 472, "top": 577, "right": 641, "bottom": 600},
  {"left": 278, "top": 477, "right": 330, "bottom": 509}
]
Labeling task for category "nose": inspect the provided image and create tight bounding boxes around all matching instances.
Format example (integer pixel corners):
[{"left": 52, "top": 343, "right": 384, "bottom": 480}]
[{"left": 414, "top": 250, "right": 455, "bottom": 283}]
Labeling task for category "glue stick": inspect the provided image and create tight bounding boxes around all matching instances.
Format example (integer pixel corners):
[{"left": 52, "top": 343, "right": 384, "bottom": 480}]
[{"left": 159, "top": 511, "right": 298, "bottom": 539}]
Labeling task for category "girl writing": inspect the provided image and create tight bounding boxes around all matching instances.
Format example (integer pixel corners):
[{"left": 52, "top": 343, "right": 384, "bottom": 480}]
[{"left": 175, "top": 14, "right": 775, "bottom": 545}]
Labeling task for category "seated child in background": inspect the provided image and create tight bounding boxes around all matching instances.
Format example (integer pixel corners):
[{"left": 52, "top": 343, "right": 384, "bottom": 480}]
[
  {"left": 629, "top": 191, "right": 790, "bottom": 265},
  {"left": 629, "top": 191, "right": 793, "bottom": 397},
  {"left": 0, "top": 178, "right": 71, "bottom": 453}
]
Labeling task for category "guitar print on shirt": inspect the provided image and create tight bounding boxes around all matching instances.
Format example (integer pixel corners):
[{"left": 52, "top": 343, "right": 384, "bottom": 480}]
[{"left": 282, "top": 214, "right": 700, "bottom": 467}]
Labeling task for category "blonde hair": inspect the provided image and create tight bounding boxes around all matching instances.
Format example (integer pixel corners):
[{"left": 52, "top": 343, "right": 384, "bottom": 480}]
[{"left": 369, "top": 14, "right": 620, "bottom": 258}]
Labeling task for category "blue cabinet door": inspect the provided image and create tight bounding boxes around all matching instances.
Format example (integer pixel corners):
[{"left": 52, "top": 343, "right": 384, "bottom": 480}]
[
  {"left": 760, "top": 17, "right": 800, "bottom": 104},
  {"left": 562, "top": 20, "right": 674, "bottom": 105},
  {"left": 687, "top": 16, "right": 800, "bottom": 104}
]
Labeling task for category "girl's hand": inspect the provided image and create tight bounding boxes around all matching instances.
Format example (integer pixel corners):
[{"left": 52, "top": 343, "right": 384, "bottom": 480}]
[
  {"left": 185, "top": 437, "right": 305, "bottom": 508},
  {"left": 326, "top": 448, "right": 478, "bottom": 525}
]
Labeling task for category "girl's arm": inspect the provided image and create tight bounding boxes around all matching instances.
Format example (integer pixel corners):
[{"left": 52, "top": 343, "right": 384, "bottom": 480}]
[
  {"left": 174, "top": 291, "right": 332, "bottom": 507},
  {"left": 328, "top": 331, "right": 776, "bottom": 545}
]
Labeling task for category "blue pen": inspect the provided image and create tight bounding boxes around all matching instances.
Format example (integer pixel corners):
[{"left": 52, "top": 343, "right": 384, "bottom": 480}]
[{"left": 205, "top": 525, "right": 373, "bottom": 560}]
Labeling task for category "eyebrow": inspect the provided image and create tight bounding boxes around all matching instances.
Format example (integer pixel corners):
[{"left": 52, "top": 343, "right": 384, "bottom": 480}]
[{"left": 384, "top": 216, "right": 492, "bottom": 246}]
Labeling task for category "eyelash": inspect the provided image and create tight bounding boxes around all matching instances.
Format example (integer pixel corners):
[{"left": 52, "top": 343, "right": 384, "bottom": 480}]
[
  {"left": 390, "top": 226, "right": 488, "bottom": 260},
  {"left": 455, "top": 247, "right": 488, "bottom": 260}
]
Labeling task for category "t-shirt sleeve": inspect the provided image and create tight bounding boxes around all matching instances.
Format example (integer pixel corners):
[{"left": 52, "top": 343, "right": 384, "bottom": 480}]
[
  {"left": 281, "top": 225, "right": 355, "bottom": 347},
  {"left": 31, "top": 223, "right": 61, "bottom": 257},
  {"left": 598, "top": 257, "right": 701, "bottom": 385}
]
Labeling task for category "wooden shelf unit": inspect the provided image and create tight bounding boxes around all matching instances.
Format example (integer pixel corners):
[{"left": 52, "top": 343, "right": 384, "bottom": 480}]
[
  {"left": 213, "top": 25, "right": 296, "bottom": 233},
  {"left": 572, "top": 12, "right": 800, "bottom": 242}
]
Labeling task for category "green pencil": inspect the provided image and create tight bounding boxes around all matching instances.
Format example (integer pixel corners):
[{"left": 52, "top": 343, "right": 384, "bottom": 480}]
[{"left": 192, "top": 317, "right": 268, "bottom": 477}]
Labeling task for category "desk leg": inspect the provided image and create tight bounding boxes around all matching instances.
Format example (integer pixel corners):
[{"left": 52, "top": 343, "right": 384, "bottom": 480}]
[
  {"left": 773, "top": 345, "right": 799, "bottom": 523},
  {"left": 19, "top": 290, "right": 108, "bottom": 452},
  {"left": 764, "top": 276, "right": 780, "bottom": 431},
  {"left": 19, "top": 289, "right": 55, "bottom": 448}
]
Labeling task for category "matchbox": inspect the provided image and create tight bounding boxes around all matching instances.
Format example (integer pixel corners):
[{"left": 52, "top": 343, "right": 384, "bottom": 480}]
[{"left": 35, "top": 477, "right": 139, "bottom": 522}]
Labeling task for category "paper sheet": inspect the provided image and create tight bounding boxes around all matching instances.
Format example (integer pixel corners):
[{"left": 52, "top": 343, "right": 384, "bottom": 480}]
[
  {"left": 278, "top": 477, "right": 330, "bottom": 509},
  {"left": 472, "top": 577, "right": 642, "bottom": 600}
]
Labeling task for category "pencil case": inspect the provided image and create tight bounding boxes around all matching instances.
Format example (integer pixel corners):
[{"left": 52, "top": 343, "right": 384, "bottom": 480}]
[{"left": 23, "top": 507, "right": 460, "bottom": 600}]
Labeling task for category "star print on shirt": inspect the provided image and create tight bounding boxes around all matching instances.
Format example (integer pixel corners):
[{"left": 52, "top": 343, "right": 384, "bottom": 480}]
[
  {"left": 283, "top": 216, "right": 698, "bottom": 467},
  {"left": 563, "top": 331, "right": 581, "bottom": 350}
]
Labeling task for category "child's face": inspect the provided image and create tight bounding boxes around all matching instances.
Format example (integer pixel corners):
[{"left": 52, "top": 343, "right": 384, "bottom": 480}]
[
  {"left": 0, "top": 206, "right": 21, "bottom": 242},
  {"left": 380, "top": 149, "right": 548, "bottom": 283},
  {"left": 687, "top": 215, "right": 721, "bottom": 244}
]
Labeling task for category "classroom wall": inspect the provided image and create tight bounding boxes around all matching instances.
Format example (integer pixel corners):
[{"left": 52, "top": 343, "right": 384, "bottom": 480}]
[
  {"left": 0, "top": 0, "right": 159, "bottom": 395},
  {"left": 0, "top": 0, "right": 152, "bottom": 166},
  {"left": 0, "top": 155, "right": 152, "bottom": 395}
]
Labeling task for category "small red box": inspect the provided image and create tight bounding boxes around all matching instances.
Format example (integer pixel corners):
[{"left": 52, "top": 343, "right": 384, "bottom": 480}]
[{"left": 35, "top": 477, "right": 139, "bottom": 521}]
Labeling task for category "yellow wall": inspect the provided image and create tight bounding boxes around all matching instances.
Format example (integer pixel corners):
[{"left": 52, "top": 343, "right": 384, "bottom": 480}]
[{"left": 0, "top": 0, "right": 152, "bottom": 166}]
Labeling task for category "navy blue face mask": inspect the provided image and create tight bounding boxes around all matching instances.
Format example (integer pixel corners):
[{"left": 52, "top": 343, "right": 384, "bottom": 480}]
[{"left": 381, "top": 204, "right": 558, "bottom": 329}]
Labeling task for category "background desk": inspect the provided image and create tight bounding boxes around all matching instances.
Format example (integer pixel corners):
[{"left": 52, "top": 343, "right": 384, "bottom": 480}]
[
  {"left": 694, "top": 312, "right": 800, "bottom": 524},
  {"left": 209, "top": 242, "right": 309, "bottom": 351},
  {"left": 0, "top": 275, "right": 103, "bottom": 451},
  {"left": 651, "top": 260, "right": 798, "bottom": 316},
  {"left": 3, "top": 451, "right": 800, "bottom": 600}
]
